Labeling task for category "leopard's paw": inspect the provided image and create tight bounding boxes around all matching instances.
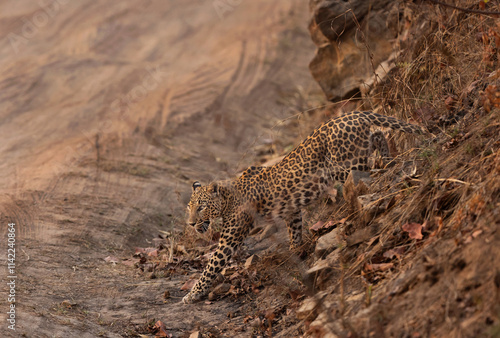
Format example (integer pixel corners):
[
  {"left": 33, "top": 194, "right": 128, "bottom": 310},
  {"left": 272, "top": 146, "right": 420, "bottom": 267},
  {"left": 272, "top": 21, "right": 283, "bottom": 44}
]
[{"left": 182, "top": 291, "right": 202, "bottom": 304}]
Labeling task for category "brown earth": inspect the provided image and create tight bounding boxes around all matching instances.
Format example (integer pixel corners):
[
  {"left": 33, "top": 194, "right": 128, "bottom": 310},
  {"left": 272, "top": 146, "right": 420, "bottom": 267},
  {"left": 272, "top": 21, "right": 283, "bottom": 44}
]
[{"left": 1, "top": 1, "right": 500, "bottom": 338}]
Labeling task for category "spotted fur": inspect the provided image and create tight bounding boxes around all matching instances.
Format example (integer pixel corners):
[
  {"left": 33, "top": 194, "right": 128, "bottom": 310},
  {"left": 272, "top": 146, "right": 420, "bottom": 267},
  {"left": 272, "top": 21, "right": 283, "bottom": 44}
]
[{"left": 182, "top": 111, "right": 423, "bottom": 304}]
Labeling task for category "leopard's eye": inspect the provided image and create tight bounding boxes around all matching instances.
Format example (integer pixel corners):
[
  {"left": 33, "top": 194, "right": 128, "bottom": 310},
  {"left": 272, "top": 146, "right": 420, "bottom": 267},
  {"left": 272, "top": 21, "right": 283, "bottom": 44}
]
[{"left": 197, "top": 206, "right": 205, "bottom": 212}]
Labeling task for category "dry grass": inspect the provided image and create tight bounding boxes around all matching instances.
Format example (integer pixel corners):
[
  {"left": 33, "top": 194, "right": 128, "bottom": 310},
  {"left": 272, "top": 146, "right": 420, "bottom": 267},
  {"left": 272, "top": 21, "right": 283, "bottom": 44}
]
[{"left": 302, "top": 1, "right": 500, "bottom": 336}]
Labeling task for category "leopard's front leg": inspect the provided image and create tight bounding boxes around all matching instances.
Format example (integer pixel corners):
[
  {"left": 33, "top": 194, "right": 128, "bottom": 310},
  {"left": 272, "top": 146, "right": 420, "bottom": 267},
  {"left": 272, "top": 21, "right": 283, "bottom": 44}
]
[{"left": 182, "top": 211, "right": 252, "bottom": 304}]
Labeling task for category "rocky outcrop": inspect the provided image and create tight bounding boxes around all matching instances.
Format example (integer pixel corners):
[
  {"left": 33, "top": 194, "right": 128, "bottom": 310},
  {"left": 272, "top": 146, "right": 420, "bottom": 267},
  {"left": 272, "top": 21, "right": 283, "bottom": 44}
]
[{"left": 308, "top": 0, "right": 400, "bottom": 101}]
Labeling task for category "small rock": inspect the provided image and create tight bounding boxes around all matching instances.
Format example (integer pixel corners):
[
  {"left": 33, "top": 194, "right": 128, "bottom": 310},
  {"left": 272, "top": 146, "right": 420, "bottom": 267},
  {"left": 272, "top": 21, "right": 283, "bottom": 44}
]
[
  {"left": 245, "top": 255, "right": 260, "bottom": 269},
  {"left": 308, "top": 0, "right": 398, "bottom": 101},
  {"left": 213, "top": 283, "right": 231, "bottom": 295},
  {"left": 189, "top": 331, "right": 202, "bottom": 338},
  {"left": 315, "top": 228, "right": 340, "bottom": 257},
  {"left": 180, "top": 279, "right": 197, "bottom": 291},
  {"left": 208, "top": 282, "right": 231, "bottom": 301},
  {"left": 208, "top": 292, "right": 216, "bottom": 301},
  {"left": 250, "top": 317, "right": 262, "bottom": 328}
]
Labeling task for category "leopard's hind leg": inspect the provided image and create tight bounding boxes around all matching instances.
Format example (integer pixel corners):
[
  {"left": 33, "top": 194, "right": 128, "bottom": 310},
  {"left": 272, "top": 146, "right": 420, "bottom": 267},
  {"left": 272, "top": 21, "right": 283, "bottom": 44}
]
[
  {"left": 369, "top": 130, "right": 390, "bottom": 158},
  {"left": 285, "top": 211, "right": 302, "bottom": 250}
]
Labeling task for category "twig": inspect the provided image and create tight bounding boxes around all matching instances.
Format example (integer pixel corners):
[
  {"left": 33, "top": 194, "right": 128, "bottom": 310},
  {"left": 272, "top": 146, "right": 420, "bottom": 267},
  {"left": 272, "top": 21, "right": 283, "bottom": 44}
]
[{"left": 435, "top": 178, "right": 470, "bottom": 185}]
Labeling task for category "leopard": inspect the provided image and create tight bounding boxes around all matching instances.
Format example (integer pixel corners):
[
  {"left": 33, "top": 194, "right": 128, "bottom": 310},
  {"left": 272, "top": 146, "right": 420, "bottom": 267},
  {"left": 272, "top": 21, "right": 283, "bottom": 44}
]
[{"left": 182, "top": 110, "right": 424, "bottom": 304}]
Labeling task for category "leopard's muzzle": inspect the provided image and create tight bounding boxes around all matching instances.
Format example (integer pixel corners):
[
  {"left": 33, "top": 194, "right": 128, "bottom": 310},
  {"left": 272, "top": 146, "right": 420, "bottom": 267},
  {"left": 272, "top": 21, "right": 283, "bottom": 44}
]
[{"left": 189, "top": 220, "right": 210, "bottom": 233}]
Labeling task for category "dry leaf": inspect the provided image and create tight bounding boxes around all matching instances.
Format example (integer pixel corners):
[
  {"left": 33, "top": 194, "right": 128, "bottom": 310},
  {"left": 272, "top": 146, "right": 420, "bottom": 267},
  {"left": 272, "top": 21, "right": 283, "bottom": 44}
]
[
  {"left": 444, "top": 96, "right": 457, "bottom": 111},
  {"left": 153, "top": 320, "right": 171, "bottom": 337},
  {"left": 148, "top": 249, "right": 158, "bottom": 257},
  {"left": 472, "top": 229, "right": 483, "bottom": 238},
  {"left": 265, "top": 309, "right": 276, "bottom": 321},
  {"left": 309, "top": 221, "right": 325, "bottom": 232},
  {"left": 383, "top": 248, "right": 405, "bottom": 260},
  {"left": 364, "top": 262, "right": 394, "bottom": 272},
  {"left": 310, "top": 220, "right": 337, "bottom": 232},
  {"left": 135, "top": 247, "right": 158, "bottom": 255},
  {"left": 402, "top": 222, "right": 423, "bottom": 240},
  {"left": 104, "top": 256, "right": 119, "bottom": 264}
]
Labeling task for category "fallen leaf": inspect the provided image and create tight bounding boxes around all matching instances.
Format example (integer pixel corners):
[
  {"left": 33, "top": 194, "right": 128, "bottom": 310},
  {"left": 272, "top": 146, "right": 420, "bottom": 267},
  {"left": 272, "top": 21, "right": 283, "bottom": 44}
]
[
  {"left": 153, "top": 320, "right": 171, "bottom": 337},
  {"left": 288, "top": 289, "right": 303, "bottom": 301},
  {"left": 310, "top": 220, "right": 337, "bottom": 232},
  {"left": 135, "top": 247, "right": 158, "bottom": 255},
  {"left": 60, "top": 300, "right": 76, "bottom": 308},
  {"left": 309, "top": 221, "right": 325, "bottom": 232},
  {"left": 445, "top": 96, "right": 457, "bottom": 111},
  {"left": 402, "top": 222, "right": 423, "bottom": 240},
  {"left": 383, "top": 248, "right": 405, "bottom": 259},
  {"left": 245, "top": 255, "right": 260, "bottom": 269},
  {"left": 364, "top": 262, "right": 394, "bottom": 272},
  {"left": 265, "top": 309, "right": 276, "bottom": 321},
  {"left": 180, "top": 279, "right": 197, "bottom": 291},
  {"left": 472, "top": 229, "right": 483, "bottom": 238},
  {"left": 104, "top": 256, "right": 119, "bottom": 264},
  {"left": 147, "top": 249, "right": 158, "bottom": 257}
]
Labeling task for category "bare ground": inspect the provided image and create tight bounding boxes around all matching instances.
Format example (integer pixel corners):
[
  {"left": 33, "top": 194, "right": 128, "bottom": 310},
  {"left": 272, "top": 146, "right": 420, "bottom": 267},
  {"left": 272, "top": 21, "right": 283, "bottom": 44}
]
[{"left": 0, "top": 1, "right": 322, "bottom": 336}]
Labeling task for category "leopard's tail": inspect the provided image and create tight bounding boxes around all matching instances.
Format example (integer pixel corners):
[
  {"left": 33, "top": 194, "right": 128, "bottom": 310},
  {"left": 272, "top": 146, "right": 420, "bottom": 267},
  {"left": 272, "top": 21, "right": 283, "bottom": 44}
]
[{"left": 352, "top": 111, "right": 425, "bottom": 134}]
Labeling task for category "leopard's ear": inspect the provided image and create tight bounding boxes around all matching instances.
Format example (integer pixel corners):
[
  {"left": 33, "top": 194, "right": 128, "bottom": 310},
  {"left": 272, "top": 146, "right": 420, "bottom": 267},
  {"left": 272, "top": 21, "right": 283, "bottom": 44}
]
[
  {"left": 192, "top": 181, "right": 202, "bottom": 192},
  {"left": 209, "top": 182, "right": 219, "bottom": 197}
]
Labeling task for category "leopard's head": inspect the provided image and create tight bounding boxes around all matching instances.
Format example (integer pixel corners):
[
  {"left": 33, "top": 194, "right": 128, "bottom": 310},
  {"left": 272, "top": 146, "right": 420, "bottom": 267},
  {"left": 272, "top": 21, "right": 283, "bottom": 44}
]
[{"left": 187, "top": 181, "right": 222, "bottom": 233}]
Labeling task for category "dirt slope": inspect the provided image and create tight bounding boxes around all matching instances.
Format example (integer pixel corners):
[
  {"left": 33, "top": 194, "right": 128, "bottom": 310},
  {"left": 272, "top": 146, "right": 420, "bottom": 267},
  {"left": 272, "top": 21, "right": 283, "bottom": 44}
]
[{"left": 0, "top": 1, "right": 322, "bottom": 336}]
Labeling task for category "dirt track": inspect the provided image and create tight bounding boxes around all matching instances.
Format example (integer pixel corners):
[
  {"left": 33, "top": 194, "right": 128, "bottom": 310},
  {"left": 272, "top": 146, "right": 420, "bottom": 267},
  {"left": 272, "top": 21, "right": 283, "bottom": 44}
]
[{"left": 0, "top": 1, "right": 322, "bottom": 336}]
